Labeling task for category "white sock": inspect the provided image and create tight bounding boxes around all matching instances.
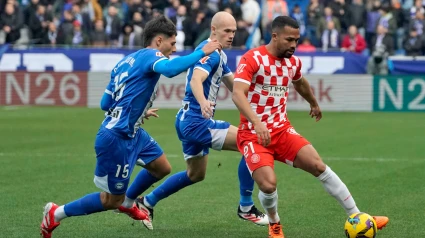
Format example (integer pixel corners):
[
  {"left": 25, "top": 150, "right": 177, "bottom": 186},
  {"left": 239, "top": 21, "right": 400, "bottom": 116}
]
[
  {"left": 240, "top": 205, "right": 253, "bottom": 212},
  {"left": 54, "top": 205, "right": 67, "bottom": 223},
  {"left": 143, "top": 197, "right": 153, "bottom": 209},
  {"left": 121, "top": 196, "right": 135, "bottom": 209},
  {"left": 258, "top": 190, "right": 280, "bottom": 223},
  {"left": 318, "top": 166, "right": 360, "bottom": 216}
]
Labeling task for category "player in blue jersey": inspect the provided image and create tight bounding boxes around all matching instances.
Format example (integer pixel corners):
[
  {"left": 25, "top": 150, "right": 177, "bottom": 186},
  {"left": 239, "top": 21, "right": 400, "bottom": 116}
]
[
  {"left": 127, "top": 12, "right": 269, "bottom": 230},
  {"left": 40, "top": 16, "right": 222, "bottom": 238}
]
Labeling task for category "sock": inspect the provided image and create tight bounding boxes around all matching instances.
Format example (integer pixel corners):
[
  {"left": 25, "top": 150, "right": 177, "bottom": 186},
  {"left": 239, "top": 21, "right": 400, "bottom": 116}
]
[
  {"left": 121, "top": 196, "right": 135, "bottom": 209},
  {"left": 238, "top": 156, "right": 254, "bottom": 208},
  {"left": 318, "top": 166, "right": 360, "bottom": 216},
  {"left": 61, "top": 192, "right": 105, "bottom": 222},
  {"left": 53, "top": 205, "right": 67, "bottom": 223},
  {"left": 124, "top": 169, "right": 159, "bottom": 208},
  {"left": 145, "top": 171, "right": 194, "bottom": 207},
  {"left": 258, "top": 190, "right": 280, "bottom": 223}
]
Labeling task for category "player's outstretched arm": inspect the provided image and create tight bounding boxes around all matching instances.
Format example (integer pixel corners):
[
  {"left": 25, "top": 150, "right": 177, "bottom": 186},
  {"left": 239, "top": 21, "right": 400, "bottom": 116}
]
[
  {"left": 232, "top": 82, "right": 271, "bottom": 146},
  {"left": 154, "top": 41, "right": 222, "bottom": 78},
  {"left": 293, "top": 77, "right": 322, "bottom": 121}
]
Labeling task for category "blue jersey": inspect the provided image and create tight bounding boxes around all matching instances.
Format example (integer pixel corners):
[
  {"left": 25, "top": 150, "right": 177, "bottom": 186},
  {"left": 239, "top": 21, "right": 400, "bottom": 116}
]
[
  {"left": 102, "top": 48, "right": 167, "bottom": 138},
  {"left": 182, "top": 40, "right": 233, "bottom": 114}
]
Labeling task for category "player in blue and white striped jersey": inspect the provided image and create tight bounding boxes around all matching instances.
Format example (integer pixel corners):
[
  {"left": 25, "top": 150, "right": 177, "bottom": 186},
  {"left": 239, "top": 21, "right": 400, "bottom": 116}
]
[
  {"left": 40, "top": 16, "right": 222, "bottom": 238},
  {"left": 133, "top": 12, "right": 269, "bottom": 230}
]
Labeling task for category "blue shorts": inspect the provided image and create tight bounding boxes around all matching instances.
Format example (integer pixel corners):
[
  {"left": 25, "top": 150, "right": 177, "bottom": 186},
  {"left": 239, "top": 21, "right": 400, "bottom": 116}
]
[
  {"left": 175, "top": 106, "right": 230, "bottom": 160},
  {"left": 93, "top": 126, "right": 163, "bottom": 195}
]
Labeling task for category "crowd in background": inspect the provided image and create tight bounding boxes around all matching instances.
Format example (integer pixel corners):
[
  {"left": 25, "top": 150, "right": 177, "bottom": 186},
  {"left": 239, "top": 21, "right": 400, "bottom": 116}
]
[{"left": 0, "top": 0, "right": 424, "bottom": 58}]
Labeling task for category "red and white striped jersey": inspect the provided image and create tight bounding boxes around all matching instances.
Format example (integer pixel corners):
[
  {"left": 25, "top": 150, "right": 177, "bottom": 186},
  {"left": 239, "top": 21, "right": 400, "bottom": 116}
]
[{"left": 234, "top": 45, "right": 302, "bottom": 133}]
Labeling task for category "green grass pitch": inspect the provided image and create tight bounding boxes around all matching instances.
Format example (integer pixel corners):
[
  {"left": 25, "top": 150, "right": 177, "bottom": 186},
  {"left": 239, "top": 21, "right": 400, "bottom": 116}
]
[{"left": 1, "top": 107, "right": 424, "bottom": 237}]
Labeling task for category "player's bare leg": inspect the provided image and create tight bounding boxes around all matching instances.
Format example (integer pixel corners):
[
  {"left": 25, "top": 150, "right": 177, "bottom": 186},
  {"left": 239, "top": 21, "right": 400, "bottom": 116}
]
[
  {"left": 252, "top": 166, "right": 284, "bottom": 238},
  {"left": 222, "top": 125, "right": 268, "bottom": 226},
  {"left": 293, "top": 144, "right": 389, "bottom": 229},
  {"left": 122, "top": 154, "right": 171, "bottom": 230}
]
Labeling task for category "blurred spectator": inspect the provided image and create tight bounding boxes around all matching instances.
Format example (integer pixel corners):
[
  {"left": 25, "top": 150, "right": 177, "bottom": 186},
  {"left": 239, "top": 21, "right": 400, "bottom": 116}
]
[
  {"left": 306, "top": 0, "right": 324, "bottom": 46},
  {"left": 56, "top": 10, "right": 74, "bottom": 44},
  {"left": 328, "top": 0, "right": 349, "bottom": 32},
  {"left": 410, "top": 0, "right": 424, "bottom": 18},
  {"left": 367, "top": 25, "right": 394, "bottom": 75},
  {"left": 46, "top": 22, "right": 58, "bottom": 45},
  {"left": 219, "top": 0, "right": 242, "bottom": 21},
  {"left": 117, "top": 23, "right": 141, "bottom": 48},
  {"left": 131, "top": 11, "right": 144, "bottom": 34},
  {"left": 403, "top": 28, "right": 423, "bottom": 56},
  {"left": 409, "top": 10, "right": 425, "bottom": 35},
  {"left": 28, "top": 4, "right": 51, "bottom": 44},
  {"left": 341, "top": 25, "right": 367, "bottom": 53},
  {"left": 72, "top": 3, "right": 92, "bottom": 34},
  {"left": 0, "top": 3, "right": 23, "bottom": 43},
  {"left": 377, "top": 4, "right": 397, "bottom": 36},
  {"left": 103, "top": 0, "right": 124, "bottom": 20},
  {"left": 317, "top": 7, "right": 341, "bottom": 40},
  {"left": 104, "top": 5, "right": 122, "bottom": 45},
  {"left": 90, "top": 19, "right": 108, "bottom": 47},
  {"left": 290, "top": 4, "right": 306, "bottom": 37},
  {"left": 164, "top": 0, "right": 180, "bottom": 19},
  {"left": 262, "top": 0, "right": 288, "bottom": 44},
  {"left": 241, "top": 0, "right": 261, "bottom": 47},
  {"left": 321, "top": 20, "right": 340, "bottom": 51},
  {"left": 81, "top": 0, "right": 103, "bottom": 22},
  {"left": 347, "top": 0, "right": 367, "bottom": 37},
  {"left": 232, "top": 19, "right": 250, "bottom": 49},
  {"left": 366, "top": 0, "right": 381, "bottom": 51},
  {"left": 297, "top": 38, "right": 316, "bottom": 52},
  {"left": 170, "top": 5, "right": 192, "bottom": 48}
]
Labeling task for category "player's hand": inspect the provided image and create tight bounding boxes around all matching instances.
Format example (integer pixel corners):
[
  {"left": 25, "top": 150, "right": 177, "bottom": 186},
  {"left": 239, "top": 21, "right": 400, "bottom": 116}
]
[
  {"left": 309, "top": 105, "right": 322, "bottom": 122},
  {"left": 142, "top": 108, "right": 159, "bottom": 124},
  {"left": 200, "top": 100, "right": 215, "bottom": 119},
  {"left": 253, "top": 121, "right": 271, "bottom": 147},
  {"left": 201, "top": 40, "right": 222, "bottom": 55}
]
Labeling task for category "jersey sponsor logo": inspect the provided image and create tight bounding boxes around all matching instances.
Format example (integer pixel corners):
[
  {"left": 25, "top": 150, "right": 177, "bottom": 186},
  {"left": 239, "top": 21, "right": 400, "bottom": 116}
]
[
  {"left": 262, "top": 85, "right": 288, "bottom": 97},
  {"left": 156, "top": 52, "right": 164, "bottom": 57},
  {"left": 200, "top": 56, "right": 210, "bottom": 64},
  {"left": 251, "top": 154, "right": 260, "bottom": 163},
  {"left": 237, "top": 64, "right": 246, "bottom": 74}
]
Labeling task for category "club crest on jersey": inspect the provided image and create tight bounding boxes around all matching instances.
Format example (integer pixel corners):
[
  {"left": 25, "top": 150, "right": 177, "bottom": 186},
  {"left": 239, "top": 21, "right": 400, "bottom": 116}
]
[
  {"left": 288, "top": 67, "right": 295, "bottom": 78},
  {"left": 251, "top": 154, "right": 260, "bottom": 164},
  {"left": 156, "top": 52, "right": 164, "bottom": 57},
  {"left": 200, "top": 56, "right": 210, "bottom": 64},
  {"left": 237, "top": 64, "right": 246, "bottom": 74}
]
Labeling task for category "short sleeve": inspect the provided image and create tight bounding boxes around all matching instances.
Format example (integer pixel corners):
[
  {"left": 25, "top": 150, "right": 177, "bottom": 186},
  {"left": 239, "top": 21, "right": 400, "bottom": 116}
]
[
  {"left": 292, "top": 56, "right": 303, "bottom": 81},
  {"left": 222, "top": 61, "right": 232, "bottom": 77},
  {"left": 104, "top": 79, "right": 114, "bottom": 95},
  {"left": 147, "top": 49, "right": 167, "bottom": 72},
  {"left": 193, "top": 52, "right": 220, "bottom": 76},
  {"left": 233, "top": 51, "right": 259, "bottom": 85}
]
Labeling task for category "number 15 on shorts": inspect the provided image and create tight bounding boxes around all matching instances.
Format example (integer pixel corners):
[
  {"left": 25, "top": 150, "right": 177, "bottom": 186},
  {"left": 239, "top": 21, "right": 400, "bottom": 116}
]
[{"left": 116, "top": 164, "right": 129, "bottom": 178}]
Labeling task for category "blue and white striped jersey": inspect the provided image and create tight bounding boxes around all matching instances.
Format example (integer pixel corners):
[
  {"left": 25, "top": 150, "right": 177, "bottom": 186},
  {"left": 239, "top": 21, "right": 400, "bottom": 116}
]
[{"left": 182, "top": 39, "right": 233, "bottom": 114}]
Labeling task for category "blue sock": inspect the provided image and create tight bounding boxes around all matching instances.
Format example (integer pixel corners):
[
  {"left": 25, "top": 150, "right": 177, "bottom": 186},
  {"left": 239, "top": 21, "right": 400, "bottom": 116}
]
[
  {"left": 64, "top": 192, "right": 105, "bottom": 216},
  {"left": 145, "top": 171, "right": 193, "bottom": 207},
  {"left": 126, "top": 169, "right": 159, "bottom": 200},
  {"left": 238, "top": 156, "right": 254, "bottom": 207}
]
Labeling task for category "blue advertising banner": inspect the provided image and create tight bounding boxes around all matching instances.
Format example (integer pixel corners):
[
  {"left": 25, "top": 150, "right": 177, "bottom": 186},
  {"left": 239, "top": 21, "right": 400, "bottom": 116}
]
[{"left": 0, "top": 47, "right": 369, "bottom": 74}]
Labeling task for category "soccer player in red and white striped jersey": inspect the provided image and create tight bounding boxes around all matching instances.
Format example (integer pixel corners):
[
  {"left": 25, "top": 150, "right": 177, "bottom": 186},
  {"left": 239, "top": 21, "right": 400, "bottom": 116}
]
[{"left": 232, "top": 16, "right": 389, "bottom": 238}]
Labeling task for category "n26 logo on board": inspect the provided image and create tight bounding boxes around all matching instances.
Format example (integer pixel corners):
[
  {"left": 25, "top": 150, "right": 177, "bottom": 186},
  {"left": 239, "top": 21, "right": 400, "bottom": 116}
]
[
  {"left": 373, "top": 76, "right": 425, "bottom": 111},
  {"left": 0, "top": 72, "right": 87, "bottom": 106}
]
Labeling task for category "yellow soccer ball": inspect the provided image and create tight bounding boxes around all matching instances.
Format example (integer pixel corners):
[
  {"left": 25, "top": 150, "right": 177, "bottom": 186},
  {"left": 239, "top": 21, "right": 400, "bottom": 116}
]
[{"left": 344, "top": 212, "right": 377, "bottom": 238}]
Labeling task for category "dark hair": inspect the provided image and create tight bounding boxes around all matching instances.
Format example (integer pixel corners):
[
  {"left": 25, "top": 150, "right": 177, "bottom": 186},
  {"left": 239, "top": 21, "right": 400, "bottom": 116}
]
[
  {"left": 142, "top": 16, "right": 177, "bottom": 47},
  {"left": 271, "top": 16, "right": 299, "bottom": 33}
]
